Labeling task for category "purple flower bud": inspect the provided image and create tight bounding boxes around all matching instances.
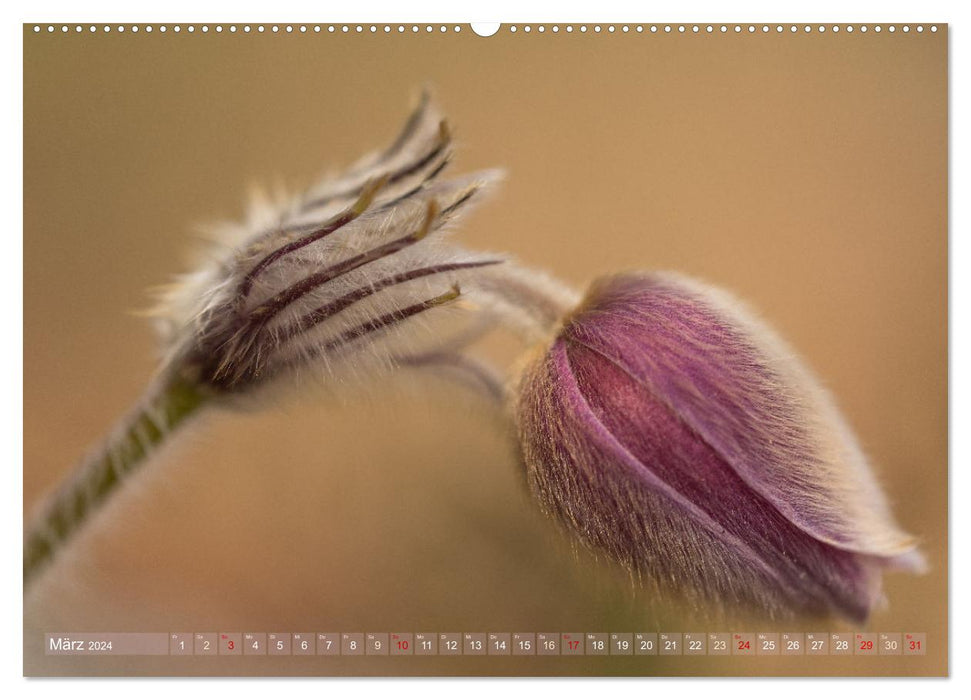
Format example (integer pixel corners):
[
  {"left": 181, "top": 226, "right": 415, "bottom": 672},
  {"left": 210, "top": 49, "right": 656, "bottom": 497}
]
[{"left": 515, "top": 271, "right": 924, "bottom": 621}]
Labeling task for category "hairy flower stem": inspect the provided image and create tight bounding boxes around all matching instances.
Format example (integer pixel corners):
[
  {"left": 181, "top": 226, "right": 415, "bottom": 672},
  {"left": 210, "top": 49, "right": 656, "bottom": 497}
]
[
  {"left": 23, "top": 374, "right": 208, "bottom": 586},
  {"left": 22, "top": 265, "right": 576, "bottom": 589}
]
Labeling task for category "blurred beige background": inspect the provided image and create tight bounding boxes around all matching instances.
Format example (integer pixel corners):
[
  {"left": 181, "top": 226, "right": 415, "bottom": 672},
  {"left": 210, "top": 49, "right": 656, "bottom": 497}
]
[{"left": 24, "top": 25, "right": 947, "bottom": 676}]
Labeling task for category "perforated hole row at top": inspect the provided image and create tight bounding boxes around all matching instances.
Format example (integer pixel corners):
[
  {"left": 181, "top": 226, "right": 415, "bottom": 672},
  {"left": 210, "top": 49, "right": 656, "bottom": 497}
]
[
  {"left": 31, "top": 23, "right": 941, "bottom": 35},
  {"left": 31, "top": 24, "right": 466, "bottom": 34},
  {"left": 508, "top": 24, "right": 938, "bottom": 34}
]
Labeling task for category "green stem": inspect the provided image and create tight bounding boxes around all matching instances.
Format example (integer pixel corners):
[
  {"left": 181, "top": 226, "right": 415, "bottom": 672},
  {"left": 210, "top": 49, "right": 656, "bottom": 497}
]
[{"left": 23, "top": 373, "right": 208, "bottom": 586}]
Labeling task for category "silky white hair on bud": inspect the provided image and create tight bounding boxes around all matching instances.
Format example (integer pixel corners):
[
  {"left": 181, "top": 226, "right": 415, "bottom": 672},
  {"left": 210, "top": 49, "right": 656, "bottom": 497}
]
[{"left": 150, "top": 92, "right": 539, "bottom": 400}]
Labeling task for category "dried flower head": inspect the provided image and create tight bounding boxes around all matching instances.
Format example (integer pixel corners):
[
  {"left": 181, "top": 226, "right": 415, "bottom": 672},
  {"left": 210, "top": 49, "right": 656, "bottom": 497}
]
[
  {"left": 154, "top": 93, "right": 510, "bottom": 394},
  {"left": 514, "top": 271, "right": 924, "bottom": 621}
]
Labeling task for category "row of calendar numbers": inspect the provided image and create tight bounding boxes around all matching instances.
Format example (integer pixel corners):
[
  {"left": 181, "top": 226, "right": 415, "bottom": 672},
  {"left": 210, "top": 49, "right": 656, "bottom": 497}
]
[{"left": 172, "top": 632, "right": 926, "bottom": 656}]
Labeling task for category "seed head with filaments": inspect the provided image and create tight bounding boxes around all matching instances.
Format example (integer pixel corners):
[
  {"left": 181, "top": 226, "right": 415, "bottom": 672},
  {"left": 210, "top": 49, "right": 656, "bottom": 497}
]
[
  {"left": 155, "top": 94, "right": 510, "bottom": 394},
  {"left": 25, "top": 95, "right": 565, "bottom": 586}
]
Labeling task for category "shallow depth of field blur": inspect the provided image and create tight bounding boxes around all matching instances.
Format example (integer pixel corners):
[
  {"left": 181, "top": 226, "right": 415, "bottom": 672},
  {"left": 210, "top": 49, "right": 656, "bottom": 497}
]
[{"left": 23, "top": 25, "right": 946, "bottom": 676}]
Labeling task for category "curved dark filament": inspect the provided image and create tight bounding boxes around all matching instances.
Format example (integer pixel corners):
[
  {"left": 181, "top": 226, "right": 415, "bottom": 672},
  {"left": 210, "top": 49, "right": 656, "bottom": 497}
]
[
  {"left": 247, "top": 200, "right": 441, "bottom": 325},
  {"left": 367, "top": 156, "right": 453, "bottom": 216},
  {"left": 439, "top": 187, "right": 476, "bottom": 217},
  {"left": 279, "top": 259, "right": 502, "bottom": 342},
  {"left": 310, "top": 285, "right": 462, "bottom": 358},
  {"left": 357, "top": 90, "right": 431, "bottom": 174},
  {"left": 277, "top": 156, "right": 453, "bottom": 241},
  {"left": 238, "top": 176, "right": 387, "bottom": 299},
  {"left": 301, "top": 120, "right": 451, "bottom": 212}
]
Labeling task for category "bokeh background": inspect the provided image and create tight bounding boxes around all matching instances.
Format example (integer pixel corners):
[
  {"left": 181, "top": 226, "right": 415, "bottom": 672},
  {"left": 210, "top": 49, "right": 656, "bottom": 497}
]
[{"left": 23, "top": 23, "right": 947, "bottom": 676}]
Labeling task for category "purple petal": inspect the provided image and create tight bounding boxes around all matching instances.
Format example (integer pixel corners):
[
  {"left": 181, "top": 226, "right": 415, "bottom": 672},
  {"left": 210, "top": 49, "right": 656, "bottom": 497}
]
[{"left": 516, "top": 272, "right": 922, "bottom": 620}]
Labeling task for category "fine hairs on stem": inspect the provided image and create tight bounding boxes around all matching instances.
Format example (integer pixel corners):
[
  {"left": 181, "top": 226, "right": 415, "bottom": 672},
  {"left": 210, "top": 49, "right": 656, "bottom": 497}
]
[
  {"left": 23, "top": 374, "right": 205, "bottom": 583},
  {"left": 23, "top": 91, "right": 574, "bottom": 586}
]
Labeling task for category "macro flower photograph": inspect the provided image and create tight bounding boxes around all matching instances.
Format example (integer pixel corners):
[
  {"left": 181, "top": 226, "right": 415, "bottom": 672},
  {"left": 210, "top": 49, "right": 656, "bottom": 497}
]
[{"left": 23, "top": 23, "right": 946, "bottom": 676}]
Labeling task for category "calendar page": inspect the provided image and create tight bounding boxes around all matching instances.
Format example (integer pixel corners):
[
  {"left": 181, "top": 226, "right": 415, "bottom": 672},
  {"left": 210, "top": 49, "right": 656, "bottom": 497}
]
[{"left": 22, "top": 19, "right": 947, "bottom": 678}]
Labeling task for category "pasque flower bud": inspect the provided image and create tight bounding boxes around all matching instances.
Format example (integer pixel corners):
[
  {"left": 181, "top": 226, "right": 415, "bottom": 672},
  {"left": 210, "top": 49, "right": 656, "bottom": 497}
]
[
  {"left": 154, "top": 93, "right": 507, "bottom": 393},
  {"left": 515, "top": 272, "right": 924, "bottom": 621}
]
